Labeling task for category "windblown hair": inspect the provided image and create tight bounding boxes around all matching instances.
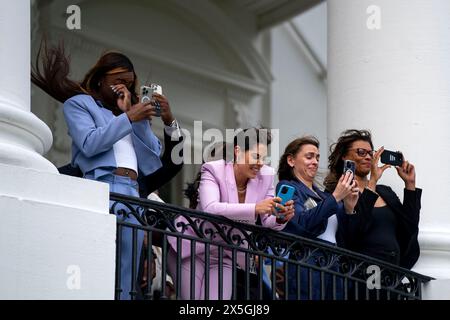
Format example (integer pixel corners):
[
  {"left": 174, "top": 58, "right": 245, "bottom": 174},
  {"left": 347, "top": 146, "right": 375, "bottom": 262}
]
[
  {"left": 31, "top": 39, "right": 138, "bottom": 105},
  {"left": 324, "top": 129, "right": 373, "bottom": 192},
  {"left": 277, "top": 136, "right": 320, "bottom": 181},
  {"left": 183, "top": 140, "right": 229, "bottom": 209},
  {"left": 183, "top": 170, "right": 203, "bottom": 210}
]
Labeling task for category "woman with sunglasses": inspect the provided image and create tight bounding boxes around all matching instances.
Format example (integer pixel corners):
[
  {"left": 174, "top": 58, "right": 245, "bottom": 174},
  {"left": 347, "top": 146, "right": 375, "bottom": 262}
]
[{"left": 324, "top": 130, "right": 421, "bottom": 297}]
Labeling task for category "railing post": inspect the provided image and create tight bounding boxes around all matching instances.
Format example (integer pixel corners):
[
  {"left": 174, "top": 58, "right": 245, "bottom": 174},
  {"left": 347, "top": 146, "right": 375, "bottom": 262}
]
[
  {"left": 232, "top": 249, "right": 237, "bottom": 300},
  {"left": 218, "top": 246, "right": 224, "bottom": 300},
  {"left": 190, "top": 240, "right": 196, "bottom": 300},
  {"left": 258, "top": 254, "right": 264, "bottom": 300},
  {"left": 130, "top": 228, "right": 138, "bottom": 300},
  {"left": 204, "top": 243, "right": 210, "bottom": 300},
  {"left": 115, "top": 224, "right": 123, "bottom": 300},
  {"left": 161, "top": 234, "right": 168, "bottom": 299},
  {"left": 176, "top": 237, "right": 182, "bottom": 300},
  {"left": 271, "top": 259, "right": 277, "bottom": 300},
  {"left": 145, "top": 230, "right": 153, "bottom": 300}
]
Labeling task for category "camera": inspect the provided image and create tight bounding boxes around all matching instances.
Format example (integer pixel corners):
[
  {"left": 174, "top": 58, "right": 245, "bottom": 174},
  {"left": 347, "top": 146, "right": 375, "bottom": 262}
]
[{"left": 140, "top": 84, "right": 163, "bottom": 117}]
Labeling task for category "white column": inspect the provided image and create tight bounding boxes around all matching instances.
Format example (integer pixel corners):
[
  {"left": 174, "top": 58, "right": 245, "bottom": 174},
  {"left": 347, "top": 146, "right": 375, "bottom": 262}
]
[
  {"left": 0, "top": 2, "right": 117, "bottom": 299},
  {"left": 328, "top": 0, "right": 450, "bottom": 289},
  {"left": 0, "top": 1, "right": 56, "bottom": 173}
]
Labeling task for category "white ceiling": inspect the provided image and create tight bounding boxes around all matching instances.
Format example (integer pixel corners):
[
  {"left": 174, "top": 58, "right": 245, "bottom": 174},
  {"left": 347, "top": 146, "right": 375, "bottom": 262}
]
[
  {"left": 237, "top": 0, "right": 324, "bottom": 30},
  {"left": 292, "top": 1, "right": 327, "bottom": 68}
]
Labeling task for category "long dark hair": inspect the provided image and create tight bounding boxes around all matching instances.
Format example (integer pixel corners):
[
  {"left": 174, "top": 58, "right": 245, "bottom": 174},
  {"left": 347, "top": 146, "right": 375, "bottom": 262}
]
[
  {"left": 277, "top": 136, "right": 320, "bottom": 181},
  {"left": 184, "top": 127, "right": 272, "bottom": 209},
  {"left": 31, "top": 39, "right": 138, "bottom": 105},
  {"left": 183, "top": 141, "right": 229, "bottom": 209},
  {"left": 324, "top": 129, "right": 373, "bottom": 192},
  {"left": 232, "top": 127, "right": 272, "bottom": 162}
]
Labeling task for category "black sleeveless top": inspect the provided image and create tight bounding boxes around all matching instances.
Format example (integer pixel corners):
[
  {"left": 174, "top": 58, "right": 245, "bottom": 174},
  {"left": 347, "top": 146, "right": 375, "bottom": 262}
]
[{"left": 360, "top": 206, "right": 401, "bottom": 265}]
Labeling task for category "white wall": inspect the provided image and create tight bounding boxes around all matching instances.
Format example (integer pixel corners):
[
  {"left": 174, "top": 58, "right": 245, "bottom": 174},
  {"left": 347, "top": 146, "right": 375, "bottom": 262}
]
[
  {"left": 270, "top": 20, "right": 328, "bottom": 180},
  {"left": 328, "top": 0, "right": 450, "bottom": 281},
  {"left": 0, "top": 164, "right": 116, "bottom": 299},
  {"left": 423, "top": 280, "right": 450, "bottom": 300}
]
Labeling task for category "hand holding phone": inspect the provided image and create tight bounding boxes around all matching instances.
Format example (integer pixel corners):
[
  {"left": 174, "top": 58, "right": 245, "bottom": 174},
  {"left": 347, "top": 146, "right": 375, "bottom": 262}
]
[
  {"left": 379, "top": 149, "right": 415, "bottom": 188},
  {"left": 343, "top": 160, "right": 356, "bottom": 182},
  {"left": 380, "top": 149, "right": 404, "bottom": 167},
  {"left": 395, "top": 160, "right": 416, "bottom": 189},
  {"left": 332, "top": 160, "right": 356, "bottom": 202},
  {"left": 140, "top": 84, "right": 163, "bottom": 117},
  {"left": 275, "top": 184, "right": 295, "bottom": 218}
]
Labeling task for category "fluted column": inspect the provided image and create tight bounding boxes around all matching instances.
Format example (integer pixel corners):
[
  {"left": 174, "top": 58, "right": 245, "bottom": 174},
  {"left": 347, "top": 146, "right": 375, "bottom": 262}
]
[
  {"left": 0, "top": 1, "right": 116, "bottom": 299},
  {"left": 327, "top": 0, "right": 450, "bottom": 288},
  {"left": 0, "top": 0, "right": 56, "bottom": 173}
]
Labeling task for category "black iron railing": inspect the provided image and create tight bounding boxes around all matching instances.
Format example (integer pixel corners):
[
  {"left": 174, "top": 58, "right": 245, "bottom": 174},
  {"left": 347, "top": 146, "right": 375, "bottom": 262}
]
[{"left": 110, "top": 192, "right": 432, "bottom": 300}]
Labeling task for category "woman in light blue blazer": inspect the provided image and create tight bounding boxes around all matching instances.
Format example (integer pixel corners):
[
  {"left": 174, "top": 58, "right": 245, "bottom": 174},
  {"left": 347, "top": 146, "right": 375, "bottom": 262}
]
[{"left": 32, "top": 43, "right": 174, "bottom": 299}]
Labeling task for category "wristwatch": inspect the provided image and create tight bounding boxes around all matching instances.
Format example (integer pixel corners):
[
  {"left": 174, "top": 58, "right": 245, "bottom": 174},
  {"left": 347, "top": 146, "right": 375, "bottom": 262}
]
[
  {"left": 168, "top": 119, "right": 179, "bottom": 128},
  {"left": 165, "top": 119, "right": 181, "bottom": 138}
]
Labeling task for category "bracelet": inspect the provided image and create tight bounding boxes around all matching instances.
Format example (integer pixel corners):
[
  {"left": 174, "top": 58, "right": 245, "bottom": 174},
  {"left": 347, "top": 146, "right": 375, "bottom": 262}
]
[{"left": 168, "top": 119, "right": 178, "bottom": 128}]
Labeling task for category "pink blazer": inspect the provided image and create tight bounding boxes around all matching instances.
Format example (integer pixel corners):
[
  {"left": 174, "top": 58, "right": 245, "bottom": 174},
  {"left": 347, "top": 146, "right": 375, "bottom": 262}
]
[{"left": 168, "top": 160, "right": 286, "bottom": 265}]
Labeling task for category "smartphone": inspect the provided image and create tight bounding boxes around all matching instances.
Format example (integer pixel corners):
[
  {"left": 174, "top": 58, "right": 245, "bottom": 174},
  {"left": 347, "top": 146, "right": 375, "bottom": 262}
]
[
  {"left": 381, "top": 149, "right": 404, "bottom": 166},
  {"left": 275, "top": 184, "right": 295, "bottom": 217},
  {"left": 140, "top": 84, "right": 163, "bottom": 117},
  {"left": 343, "top": 160, "right": 356, "bottom": 181}
]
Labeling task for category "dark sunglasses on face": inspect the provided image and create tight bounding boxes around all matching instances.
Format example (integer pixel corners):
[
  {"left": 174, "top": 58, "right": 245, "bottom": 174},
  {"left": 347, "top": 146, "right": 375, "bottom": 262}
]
[{"left": 351, "top": 148, "right": 374, "bottom": 158}]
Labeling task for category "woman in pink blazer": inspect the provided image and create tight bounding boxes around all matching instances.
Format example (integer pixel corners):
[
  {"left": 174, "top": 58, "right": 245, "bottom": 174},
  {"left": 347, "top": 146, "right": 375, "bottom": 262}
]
[{"left": 168, "top": 128, "right": 294, "bottom": 300}]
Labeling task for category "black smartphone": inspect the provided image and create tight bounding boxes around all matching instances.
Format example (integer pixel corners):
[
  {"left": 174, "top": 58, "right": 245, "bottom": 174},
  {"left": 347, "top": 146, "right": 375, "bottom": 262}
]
[
  {"left": 343, "top": 160, "right": 356, "bottom": 181},
  {"left": 381, "top": 150, "right": 403, "bottom": 166}
]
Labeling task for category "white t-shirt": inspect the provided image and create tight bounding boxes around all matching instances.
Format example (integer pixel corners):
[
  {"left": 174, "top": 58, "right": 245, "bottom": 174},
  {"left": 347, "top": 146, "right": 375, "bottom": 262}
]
[{"left": 113, "top": 134, "right": 138, "bottom": 174}]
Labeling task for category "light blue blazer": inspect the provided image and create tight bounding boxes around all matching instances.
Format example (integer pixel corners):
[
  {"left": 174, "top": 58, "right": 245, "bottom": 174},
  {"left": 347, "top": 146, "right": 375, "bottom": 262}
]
[{"left": 63, "top": 94, "right": 162, "bottom": 177}]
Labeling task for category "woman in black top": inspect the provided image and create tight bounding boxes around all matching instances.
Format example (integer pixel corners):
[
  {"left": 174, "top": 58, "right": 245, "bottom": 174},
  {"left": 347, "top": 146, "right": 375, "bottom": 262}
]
[{"left": 324, "top": 130, "right": 421, "bottom": 269}]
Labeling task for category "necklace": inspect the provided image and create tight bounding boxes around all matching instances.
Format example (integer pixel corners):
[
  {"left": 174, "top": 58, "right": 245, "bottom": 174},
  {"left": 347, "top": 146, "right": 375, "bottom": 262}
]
[{"left": 237, "top": 185, "right": 247, "bottom": 193}]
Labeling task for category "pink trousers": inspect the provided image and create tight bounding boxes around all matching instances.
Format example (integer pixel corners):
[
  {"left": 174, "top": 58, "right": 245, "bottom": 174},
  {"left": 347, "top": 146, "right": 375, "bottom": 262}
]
[{"left": 167, "top": 247, "right": 233, "bottom": 300}]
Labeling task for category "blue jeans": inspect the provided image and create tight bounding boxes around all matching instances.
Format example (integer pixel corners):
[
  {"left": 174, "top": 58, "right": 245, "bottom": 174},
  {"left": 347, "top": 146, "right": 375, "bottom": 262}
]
[{"left": 86, "top": 170, "right": 144, "bottom": 300}]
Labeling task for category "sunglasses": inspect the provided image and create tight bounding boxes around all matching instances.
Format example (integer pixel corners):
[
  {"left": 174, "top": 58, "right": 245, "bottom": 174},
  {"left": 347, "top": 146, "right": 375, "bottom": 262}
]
[{"left": 350, "top": 148, "right": 374, "bottom": 158}]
